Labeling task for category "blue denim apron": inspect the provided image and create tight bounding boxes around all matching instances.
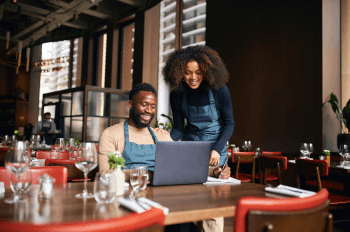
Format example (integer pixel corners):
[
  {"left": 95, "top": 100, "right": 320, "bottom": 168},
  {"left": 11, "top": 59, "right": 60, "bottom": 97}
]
[
  {"left": 41, "top": 121, "right": 53, "bottom": 145},
  {"left": 182, "top": 88, "right": 227, "bottom": 166},
  {"left": 122, "top": 119, "right": 158, "bottom": 171}
]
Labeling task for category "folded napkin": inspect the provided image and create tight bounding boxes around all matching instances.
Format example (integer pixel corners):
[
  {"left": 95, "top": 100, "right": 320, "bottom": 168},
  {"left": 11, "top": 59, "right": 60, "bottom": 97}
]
[
  {"left": 118, "top": 197, "right": 169, "bottom": 214},
  {"left": 336, "top": 165, "right": 350, "bottom": 169},
  {"left": 204, "top": 177, "right": 241, "bottom": 185},
  {"left": 0, "top": 182, "right": 4, "bottom": 194},
  {"left": 288, "top": 160, "right": 296, "bottom": 163},
  {"left": 265, "top": 184, "right": 316, "bottom": 198}
]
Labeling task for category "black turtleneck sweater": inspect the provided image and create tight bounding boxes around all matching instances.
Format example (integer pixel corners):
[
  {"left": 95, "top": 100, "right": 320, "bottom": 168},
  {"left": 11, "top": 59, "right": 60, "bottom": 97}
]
[{"left": 170, "top": 84, "right": 234, "bottom": 154}]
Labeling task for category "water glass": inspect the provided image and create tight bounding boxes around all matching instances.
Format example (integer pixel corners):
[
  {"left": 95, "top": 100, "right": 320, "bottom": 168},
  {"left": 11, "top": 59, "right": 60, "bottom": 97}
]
[
  {"left": 94, "top": 172, "right": 116, "bottom": 204},
  {"left": 339, "top": 144, "right": 348, "bottom": 167},
  {"left": 10, "top": 169, "right": 32, "bottom": 195},
  {"left": 300, "top": 143, "right": 309, "bottom": 159},
  {"left": 2, "top": 135, "right": 10, "bottom": 146},
  {"left": 130, "top": 166, "right": 148, "bottom": 190},
  {"left": 65, "top": 138, "right": 76, "bottom": 160},
  {"left": 242, "top": 141, "right": 248, "bottom": 152},
  {"left": 50, "top": 150, "right": 60, "bottom": 159}
]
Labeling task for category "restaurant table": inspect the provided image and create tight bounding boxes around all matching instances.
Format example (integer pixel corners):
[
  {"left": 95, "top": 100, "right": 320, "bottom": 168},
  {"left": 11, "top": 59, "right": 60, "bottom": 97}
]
[{"left": 0, "top": 182, "right": 284, "bottom": 225}]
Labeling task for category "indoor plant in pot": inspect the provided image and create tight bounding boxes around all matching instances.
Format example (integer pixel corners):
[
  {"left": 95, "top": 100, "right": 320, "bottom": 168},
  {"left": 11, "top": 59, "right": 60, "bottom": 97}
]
[{"left": 325, "top": 93, "right": 350, "bottom": 148}]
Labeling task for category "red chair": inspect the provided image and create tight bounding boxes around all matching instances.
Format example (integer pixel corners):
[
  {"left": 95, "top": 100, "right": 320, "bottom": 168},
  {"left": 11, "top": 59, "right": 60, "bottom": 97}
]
[
  {"left": 296, "top": 158, "right": 350, "bottom": 206},
  {"left": 261, "top": 151, "right": 282, "bottom": 156},
  {"left": 0, "top": 207, "right": 165, "bottom": 232},
  {"left": 45, "top": 159, "right": 91, "bottom": 181},
  {"left": 234, "top": 188, "right": 332, "bottom": 232},
  {"left": 231, "top": 152, "right": 256, "bottom": 182},
  {"left": 36, "top": 151, "right": 69, "bottom": 159},
  {"left": 0, "top": 167, "right": 68, "bottom": 186},
  {"left": 254, "top": 155, "right": 288, "bottom": 185}
]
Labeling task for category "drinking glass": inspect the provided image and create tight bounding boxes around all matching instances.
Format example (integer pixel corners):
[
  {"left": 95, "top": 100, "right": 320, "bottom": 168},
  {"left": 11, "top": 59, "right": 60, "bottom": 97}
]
[
  {"left": 242, "top": 141, "right": 248, "bottom": 152},
  {"left": 339, "top": 144, "right": 348, "bottom": 167},
  {"left": 55, "top": 138, "right": 65, "bottom": 158},
  {"left": 130, "top": 166, "right": 148, "bottom": 190},
  {"left": 10, "top": 169, "right": 32, "bottom": 195},
  {"left": 75, "top": 142, "right": 98, "bottom": 198},
  {"left": 94, "top": 172, "right": 116, "bottom": 204},
  {"left": 247, "top": 141, "right": 252, "bottom": 152},
  {"left": 300, "top": 143, "right": 309, "bottom": 159},
  {"left": 65, "top": 138, "right": 76, "bottom": 160},
  {"left": 309, "top": 143, "right": 314, "bottom": 159},
  {"left": 4, "top": 141, "right": 31, "bottom": 203},
  {"left": 11, "top": 135, "right": 17, "bottom": 143},
  {"left": 2, "top": 135, "right": 10, "bottom": 146}
]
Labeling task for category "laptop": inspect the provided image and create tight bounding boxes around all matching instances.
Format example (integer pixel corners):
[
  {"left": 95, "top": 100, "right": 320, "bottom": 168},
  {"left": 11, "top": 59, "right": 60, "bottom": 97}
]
[{"left": 152, "top": 141, "right": 212, "bottom": 186}]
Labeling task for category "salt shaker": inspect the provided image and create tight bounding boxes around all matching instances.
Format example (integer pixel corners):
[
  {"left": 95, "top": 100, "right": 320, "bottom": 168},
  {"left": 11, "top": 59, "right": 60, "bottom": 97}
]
[{"left": 38, "top": 174, "right": 55, "bottom": 199}]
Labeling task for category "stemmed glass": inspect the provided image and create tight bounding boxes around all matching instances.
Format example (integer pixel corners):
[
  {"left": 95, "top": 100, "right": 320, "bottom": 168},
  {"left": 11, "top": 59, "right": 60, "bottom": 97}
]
[
  {"left": 55, "top": 138, "right": 65, "bottom": 159},
  {"left": 300, "top": 143, "right": 309, "bottom": 159},
  {"left": 242, "top": 141, "right": 248, "bottom": 152},
  {"left": 339, "top": 144, "right": 348, "bottom": 167},
  {"left": 247, "top": 141, "right": 252, "bottom": 152},
  {"left": 309, "top": 143, "right": 314, "bottom": 159},
  {"left": 65, "top": 138, "right": 76, "bottom": 160},
  {"left": 4, "top": 141, "right": 31, "bottom": 203},
  {"left": 2, "top": 135, "right": 10, "bottom": 146},
  {"left": 75, "top": 142, "right": 98, "bottom": 198}
]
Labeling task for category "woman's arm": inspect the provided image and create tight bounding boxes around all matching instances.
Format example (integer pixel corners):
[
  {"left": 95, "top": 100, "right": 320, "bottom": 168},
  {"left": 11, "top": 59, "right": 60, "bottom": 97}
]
[
  {"left": 211, "top": 86, "right": 235, "bottom": 153},
  {"left": 169, "top": 91, "right": 185, "bottom": 141}
]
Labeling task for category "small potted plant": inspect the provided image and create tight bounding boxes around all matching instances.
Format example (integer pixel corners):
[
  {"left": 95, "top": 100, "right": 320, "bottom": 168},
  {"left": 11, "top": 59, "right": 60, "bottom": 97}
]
[
  {"left": 323, "top": 150, "right": 331, "bottom": 164},
  {"left": 107, "top": 151, "right": 125, "bottom": 196}
]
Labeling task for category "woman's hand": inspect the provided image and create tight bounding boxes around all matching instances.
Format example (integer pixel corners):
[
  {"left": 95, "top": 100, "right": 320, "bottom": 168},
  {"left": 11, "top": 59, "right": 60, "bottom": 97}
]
[
  {"left": 209, "top": 150, "right": 220, "bottom": 167},
  {"left": 153, "top": 128, "right": 170, "bottom": 136},
  {"left": 213, "top": 166, "right": 231, "bottom": 179}
]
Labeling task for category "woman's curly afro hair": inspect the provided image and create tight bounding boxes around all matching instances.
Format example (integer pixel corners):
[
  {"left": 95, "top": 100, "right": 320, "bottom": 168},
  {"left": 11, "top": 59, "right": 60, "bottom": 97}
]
[{"left": 162, "top": 45, "right": 229, "bottom": 91}]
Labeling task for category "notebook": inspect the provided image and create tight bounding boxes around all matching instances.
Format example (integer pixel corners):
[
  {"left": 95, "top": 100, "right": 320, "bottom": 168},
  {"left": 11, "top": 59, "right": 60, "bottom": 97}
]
[{"left": 152, "top": 141, "right": 212, "bottom": 186}]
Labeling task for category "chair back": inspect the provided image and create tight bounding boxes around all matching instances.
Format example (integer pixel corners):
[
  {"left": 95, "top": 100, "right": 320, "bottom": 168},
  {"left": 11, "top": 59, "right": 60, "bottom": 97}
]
[
  {"left": 0, "top": 207, "right": 165, "bottom": 232},
  {"left": 45, "top": 159, "right": 91, "bottom": 180},
  {"left": 233, "top": 152, "right": 256, "bottom": 182},
  {"left": 296, "top": 158, "right": 329, "bottom": 191},
  {"left": 261, "top": 151, "right": 282, "bottom": 156},
  {"left": 234, "top": 188, "right": 332, "bottom": 232},
  {"left": 0, "top": 167, "right": 68, "bottom": 186},
  {"left": 258, "top": 155, "right": 287, "bottom": 185},
  {"left": 36, "top": 151, "right": 69, "bottom": 159}
]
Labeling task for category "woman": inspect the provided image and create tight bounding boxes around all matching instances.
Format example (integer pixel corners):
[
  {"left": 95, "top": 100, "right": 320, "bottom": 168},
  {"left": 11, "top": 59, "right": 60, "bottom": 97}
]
[{"left": 163, "top": 45, "right": 234, "bottom": 169}]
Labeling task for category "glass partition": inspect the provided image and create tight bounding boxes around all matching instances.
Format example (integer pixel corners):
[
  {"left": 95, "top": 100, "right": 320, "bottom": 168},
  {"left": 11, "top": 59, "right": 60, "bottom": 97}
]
[{"left": 42, "top": 86, "right": 129, "bottom": 143}]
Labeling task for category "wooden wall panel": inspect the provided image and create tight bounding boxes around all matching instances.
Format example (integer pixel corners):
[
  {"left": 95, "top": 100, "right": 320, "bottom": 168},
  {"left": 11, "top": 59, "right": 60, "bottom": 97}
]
[{"left": 206, "top": 0, "right": 322, "bottom": 154}]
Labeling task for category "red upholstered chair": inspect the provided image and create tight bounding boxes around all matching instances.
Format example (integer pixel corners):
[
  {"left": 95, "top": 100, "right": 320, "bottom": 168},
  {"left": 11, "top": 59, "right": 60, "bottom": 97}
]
[
  {"left": 0, "top": 167, "right": 68, "bottom": 186},
  {"left": 255, "top": 155, "right": 288, "bottom": 185},
  {"left": 261, "top": 151, "right": 282, "bottom": 156},
  {"left": 36, "top": 151, "right": 69, "bottom": 159},
  {"left": 234, "top": 188, "right": 332, "bottom": 232},
  {"left": 296, "top": 158, "right": 350, "bottom": 206},
  {"left": 45, "top": 159, "right": 91, "bottom": 181},
  {"left": 0, "top": 207, "right": 165, "bottom": 232},
  {"left": 231, "top": 152, "right": 256, "bottom": 182}
]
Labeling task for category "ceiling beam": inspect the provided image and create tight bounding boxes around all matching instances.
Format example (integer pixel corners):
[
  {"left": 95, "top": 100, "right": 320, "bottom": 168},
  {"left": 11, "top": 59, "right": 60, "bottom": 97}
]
[
  {"left": 61, "top": 22, "right": 87, "bottom": 29},
  {"left": 83, "top": 9, "right": 113, "bottom": 19},
  {"left": 116, "top": 0, "right": 143, "bottom": 7}
]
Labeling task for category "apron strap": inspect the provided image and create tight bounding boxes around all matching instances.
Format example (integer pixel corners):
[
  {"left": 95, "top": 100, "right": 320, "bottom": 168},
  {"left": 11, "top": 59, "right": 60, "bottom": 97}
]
[
  {"left": 148, "top": 127, "right": 158, "bottom": 144},
  {"left": 123, "top": 119, "right": 130, "bottom": 142},
  {"left": 182, "top": 86, "right": 189, "bottom": 117}
]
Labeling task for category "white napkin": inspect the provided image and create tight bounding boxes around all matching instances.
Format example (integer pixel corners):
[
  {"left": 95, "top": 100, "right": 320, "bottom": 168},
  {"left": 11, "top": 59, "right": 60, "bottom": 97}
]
[
  {"left": 0, "top": 182, "right": 4, "bottom": 194},
  {"left": 265, "top": 184, "right": 316, "bottom": 198},
  {"left": 204, "top": 177, "right": 241, "bottom": 185},
  {"left": 288, "top": 160, "right": 296, "bottom": 163},
  {"left": 118, "top": 197, "right": 169, "bottom": 214},
  {"left": 336, "top": 165, "right": 350, "bottom": 169}
]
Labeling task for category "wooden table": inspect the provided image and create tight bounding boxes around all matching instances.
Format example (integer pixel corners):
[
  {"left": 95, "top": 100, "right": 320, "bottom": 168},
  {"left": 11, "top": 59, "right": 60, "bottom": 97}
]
[{"left": 0, "top": 182, "right": 282, "bottom": 225}]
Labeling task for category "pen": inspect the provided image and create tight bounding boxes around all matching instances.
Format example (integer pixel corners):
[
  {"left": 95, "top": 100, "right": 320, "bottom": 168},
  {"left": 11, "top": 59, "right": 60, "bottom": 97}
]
[{"left": 218, "top": 156, "right": 228, "bottom": 179}]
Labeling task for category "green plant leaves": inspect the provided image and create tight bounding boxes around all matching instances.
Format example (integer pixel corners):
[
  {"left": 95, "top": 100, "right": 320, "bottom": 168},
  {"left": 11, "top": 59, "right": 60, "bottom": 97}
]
[{"left": 107, "top": 152, "right": 126, "bottom": 169}]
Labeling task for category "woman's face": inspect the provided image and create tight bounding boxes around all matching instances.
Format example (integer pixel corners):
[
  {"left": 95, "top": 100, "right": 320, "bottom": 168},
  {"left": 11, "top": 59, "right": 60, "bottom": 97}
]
[{"left": 184, "top": 61, "right": 203, "bottom": 89}]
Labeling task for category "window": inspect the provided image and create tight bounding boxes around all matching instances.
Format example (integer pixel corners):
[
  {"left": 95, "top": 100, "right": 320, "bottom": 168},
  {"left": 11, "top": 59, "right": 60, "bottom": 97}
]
[
  {"left": 158, "top": 0, "right": 206, "bottom": 120},
  {"left": 119, "top": 22, "right": 135, "bottom": 91},
  {"left": 95, "top": 32, "right": 107, "bottom": 88}
]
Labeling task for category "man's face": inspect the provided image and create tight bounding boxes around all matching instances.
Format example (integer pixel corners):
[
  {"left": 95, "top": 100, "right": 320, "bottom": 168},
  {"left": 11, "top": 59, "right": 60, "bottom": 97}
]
[
  {"left": 129, "top": 91, "right": 156, "bottom": 128},
  {"left": 44, "top": 114, "right": 51, "bottom": 120}
]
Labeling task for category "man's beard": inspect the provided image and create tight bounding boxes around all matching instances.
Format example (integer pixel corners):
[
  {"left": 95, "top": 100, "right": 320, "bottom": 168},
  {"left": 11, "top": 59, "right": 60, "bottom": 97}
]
[{"left": 131, "top": 106, "right": 155, "bottom": 128}]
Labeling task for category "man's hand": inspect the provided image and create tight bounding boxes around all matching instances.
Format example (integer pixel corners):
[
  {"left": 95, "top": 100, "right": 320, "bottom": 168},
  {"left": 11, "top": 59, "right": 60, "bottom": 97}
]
[
  {"left": 213, "top": 166, "right": 231, "bottom": 179},
  {"left": 209, "top": 150, "right": 220, "bottom": 167}
]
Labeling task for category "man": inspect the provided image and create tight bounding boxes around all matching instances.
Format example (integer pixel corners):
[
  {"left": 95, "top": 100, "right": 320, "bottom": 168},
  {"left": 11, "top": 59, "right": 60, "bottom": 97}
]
[
  {"left": 99, "top": 83, "right": 229, "bottom": 232},
  {"left": 32, "top": 112, "right": 57, "bottom": 145}
]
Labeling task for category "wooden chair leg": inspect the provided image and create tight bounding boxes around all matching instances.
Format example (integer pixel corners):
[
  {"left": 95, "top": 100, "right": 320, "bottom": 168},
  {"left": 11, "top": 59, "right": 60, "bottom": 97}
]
[
  {"left": 263, "top": 169, "right": 267, "bottom": 185},
  {"left": 235, "top": 158, "right": 240, "bottom": 179},
  {"left": 316, "top": 167, "right": 322, "bottom": 191},
  {"left": 251, "top": 157, "right": 256, "bottom": 183},
  {"left": 277, "top": 163, "right": 282, "bottom": 185}
]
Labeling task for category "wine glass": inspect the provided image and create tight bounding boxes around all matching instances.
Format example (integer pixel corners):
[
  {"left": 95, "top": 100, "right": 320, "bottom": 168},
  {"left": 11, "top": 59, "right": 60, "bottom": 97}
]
[
  {"left": 65, "top": 138, "right": 76, "bottom": 160},
  {"left": 309, "top": 143, "right": 314, "bottom": 159},
  {"left": 2, "top": 135, "right": 10, "bottom": 146},
  {"left": 55, "top": 138, "right": 65, "bottom": 158},
  {"left": 242, "top": 141, "right": 247, "bottom": 152},
  {"left": 94, "top": 172, "right": 116, "bottom": 204},
  {"left": 75, "top": 142, "right": 98, "bottom": 198},
  {"left": 4, "top": 141, "right": 31, "bottom": 203},
  {"left": 247, "top": 141, "right": 252, "bottom": 152},
  {"left": 339, "top": 144, "right": 348, "bottom": 167},
  {"left": 10, "top": 169, "right": 32, "bottom": 196},
  {"left": 300, "top": 143, "right": 309, "bottom": 159}
]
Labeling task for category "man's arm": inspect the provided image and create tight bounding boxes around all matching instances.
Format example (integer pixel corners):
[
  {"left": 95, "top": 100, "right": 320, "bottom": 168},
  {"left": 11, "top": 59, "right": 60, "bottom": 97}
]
[
  {"left": 32, "top": 122, "right": 43, "bottom": 135},
  {"left": 98, "top": 129, "right": 118, "bottom": 174}
]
